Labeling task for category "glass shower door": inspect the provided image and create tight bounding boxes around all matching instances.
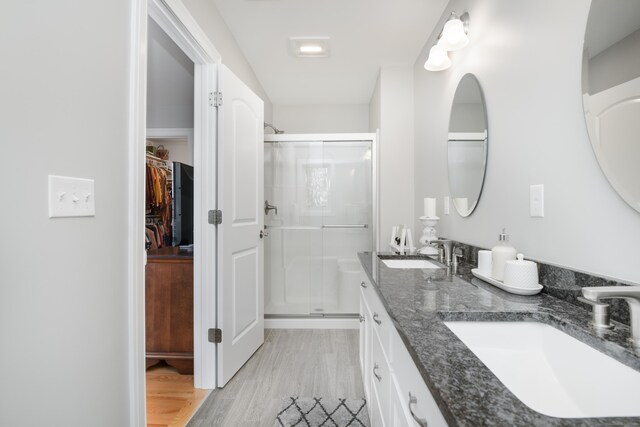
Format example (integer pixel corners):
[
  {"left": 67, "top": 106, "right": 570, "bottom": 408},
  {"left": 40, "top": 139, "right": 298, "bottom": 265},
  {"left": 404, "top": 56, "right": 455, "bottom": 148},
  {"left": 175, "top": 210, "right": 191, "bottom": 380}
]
[
  {"left": 317, "top": 140, "right": 372, "bottom": 315},
  {"left": 264, "top": 138, "right": 372, "bottom": 317},
  {"left": 264, "top": 140, "right": 324, "bottom": 316}
]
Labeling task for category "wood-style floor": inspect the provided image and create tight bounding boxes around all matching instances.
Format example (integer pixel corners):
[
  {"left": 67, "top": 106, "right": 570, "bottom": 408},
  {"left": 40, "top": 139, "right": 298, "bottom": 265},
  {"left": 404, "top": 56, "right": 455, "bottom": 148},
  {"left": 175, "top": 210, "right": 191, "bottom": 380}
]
[
  {"left": 146, "top": 364, "right": 211, "bottom": 427},
  {"left": 187, "top": 329, "right": 364, "bottom": 427}
]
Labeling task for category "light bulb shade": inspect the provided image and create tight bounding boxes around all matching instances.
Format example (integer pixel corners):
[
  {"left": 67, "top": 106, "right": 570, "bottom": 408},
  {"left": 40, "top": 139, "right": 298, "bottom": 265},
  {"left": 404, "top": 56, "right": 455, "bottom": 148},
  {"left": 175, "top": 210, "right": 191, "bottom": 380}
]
[
  {"left": 424, "top": 45, "right": 451, "bottom": 71},
  {"left": 439, "top": 18, "right": 469, "bottom": 51}
]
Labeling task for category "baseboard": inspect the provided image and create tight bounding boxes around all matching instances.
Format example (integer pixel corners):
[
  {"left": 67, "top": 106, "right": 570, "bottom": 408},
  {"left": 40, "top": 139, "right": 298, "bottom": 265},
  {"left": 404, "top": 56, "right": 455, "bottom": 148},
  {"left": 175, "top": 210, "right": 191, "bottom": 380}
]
[{"left": 265, "top": 317, "right": 359, "bottom": 329}]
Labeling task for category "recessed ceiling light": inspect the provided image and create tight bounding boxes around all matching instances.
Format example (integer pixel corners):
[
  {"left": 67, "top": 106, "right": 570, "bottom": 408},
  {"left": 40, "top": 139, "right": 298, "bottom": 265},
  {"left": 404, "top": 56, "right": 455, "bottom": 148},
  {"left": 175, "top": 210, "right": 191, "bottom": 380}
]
[
  {"left": 299, "top": 44, "right": 323, "bottom": 54},
  {"left": 290, "top": 37, "right": 330, "bottom": 58}
]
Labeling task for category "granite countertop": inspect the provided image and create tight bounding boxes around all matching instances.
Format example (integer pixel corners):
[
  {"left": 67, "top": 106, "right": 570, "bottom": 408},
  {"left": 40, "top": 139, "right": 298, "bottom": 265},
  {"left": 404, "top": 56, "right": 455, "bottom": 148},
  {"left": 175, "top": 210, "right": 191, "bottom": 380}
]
[{"left": 358, "top": 252, "right": 640, "bottom": 427}]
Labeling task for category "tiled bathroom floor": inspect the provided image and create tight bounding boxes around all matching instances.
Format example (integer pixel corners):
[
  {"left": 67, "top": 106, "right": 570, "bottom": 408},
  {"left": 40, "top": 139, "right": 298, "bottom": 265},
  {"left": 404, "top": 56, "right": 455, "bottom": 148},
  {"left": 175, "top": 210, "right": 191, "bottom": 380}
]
[{"left": 187, "top": 329, "right": 364, "bottom": 426}]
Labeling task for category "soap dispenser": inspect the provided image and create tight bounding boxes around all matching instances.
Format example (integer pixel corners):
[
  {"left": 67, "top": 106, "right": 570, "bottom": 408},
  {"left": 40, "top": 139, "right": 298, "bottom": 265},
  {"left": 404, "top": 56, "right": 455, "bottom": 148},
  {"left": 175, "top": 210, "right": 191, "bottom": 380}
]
[{"left": 491, "top": 228, "right": 517, "bottom": 281}]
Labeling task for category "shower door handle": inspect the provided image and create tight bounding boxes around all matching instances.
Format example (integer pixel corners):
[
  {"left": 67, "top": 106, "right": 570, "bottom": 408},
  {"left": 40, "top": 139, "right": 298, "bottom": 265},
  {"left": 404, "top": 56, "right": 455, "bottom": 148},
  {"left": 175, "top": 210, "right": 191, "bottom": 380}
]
[{"left": 264, "top": 200, "right": 278, "bottom": 216}]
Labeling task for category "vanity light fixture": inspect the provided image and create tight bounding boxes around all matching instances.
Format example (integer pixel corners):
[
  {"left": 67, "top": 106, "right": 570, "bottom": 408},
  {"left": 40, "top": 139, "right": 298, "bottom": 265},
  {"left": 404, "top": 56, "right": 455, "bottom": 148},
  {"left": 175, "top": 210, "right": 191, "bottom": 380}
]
[
  {"left": 424, "top": 45, "right": 452, "bottom": 71},
  {"left": 439, "top": 12, "right": 469, "bottom": 51},
  {"left": 424, "top": 12, "right": 470, "bottom": 72},
  {"left": 290, "top": 37, "right": 330, "bottom": 58}
]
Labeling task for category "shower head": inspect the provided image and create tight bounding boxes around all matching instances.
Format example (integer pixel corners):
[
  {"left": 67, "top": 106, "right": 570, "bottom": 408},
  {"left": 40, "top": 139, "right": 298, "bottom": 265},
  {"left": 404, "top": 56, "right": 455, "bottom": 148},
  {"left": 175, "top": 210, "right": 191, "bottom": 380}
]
[{"left": 264, "top": 122, "right": 284, "bottom": 134}]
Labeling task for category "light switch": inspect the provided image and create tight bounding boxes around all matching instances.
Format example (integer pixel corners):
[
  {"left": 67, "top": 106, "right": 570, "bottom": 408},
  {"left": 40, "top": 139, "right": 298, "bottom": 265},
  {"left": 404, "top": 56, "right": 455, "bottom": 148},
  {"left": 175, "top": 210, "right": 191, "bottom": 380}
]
[
  {"left": 530, "top": 184, "right": 544, "bottom": 217},
  {"left": 443, "top": 196, "right": 450, "bottom": 215},
  {"left": 48, "top": 175, "right": 95, "bottom": 218}
]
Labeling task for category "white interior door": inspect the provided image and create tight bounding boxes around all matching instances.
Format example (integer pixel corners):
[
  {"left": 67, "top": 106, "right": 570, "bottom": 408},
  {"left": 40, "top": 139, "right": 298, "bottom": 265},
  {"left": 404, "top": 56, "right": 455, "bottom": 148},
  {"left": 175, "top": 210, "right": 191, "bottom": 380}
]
[
  {"left": 217, "top": 65, "right": 265, "bottom": 386},
  {"left": 583, "top": 76, "right": 640, "bottom": 206}
]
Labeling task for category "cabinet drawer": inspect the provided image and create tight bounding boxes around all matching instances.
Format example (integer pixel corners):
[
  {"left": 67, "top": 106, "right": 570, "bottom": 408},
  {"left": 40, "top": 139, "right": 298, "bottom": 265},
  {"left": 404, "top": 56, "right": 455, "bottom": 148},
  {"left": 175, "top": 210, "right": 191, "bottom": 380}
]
[
  {"left": 392, "top": 330, "right": 448, "bottom": 427},
  {"left": 360, "top": 294, "right": 372, "bottom": 401},
  {"left": 359, "top": 269, "right": 393, "bottom": 361},
  {"left": 366, "top": 287, "right": 392, "bottom": 362},
  {"left": 372, "top": 329, "right": 392, "bottom": 427},
  {"left": 359, "top": 271, "right": 373, "bottom": 299}
]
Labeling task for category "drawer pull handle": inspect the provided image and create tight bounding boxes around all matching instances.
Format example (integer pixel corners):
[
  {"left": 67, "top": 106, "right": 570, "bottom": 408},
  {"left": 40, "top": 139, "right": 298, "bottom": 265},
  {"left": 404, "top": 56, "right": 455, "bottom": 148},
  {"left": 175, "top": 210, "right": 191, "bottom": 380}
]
[
  {"left": 360, "top": 281, "right": 367, "bottom": 288},
  {"left": 359, "top": 315, "right": 365, "bottom": 323},
  {"left": 408, "top": 392, "right": 428, "bottom": 427},
  {"left": 373, "top": 363, "right": 382, "bottom": 382},
  {"left": 373, "top": 312, "right": 382, "bottom": 325}
]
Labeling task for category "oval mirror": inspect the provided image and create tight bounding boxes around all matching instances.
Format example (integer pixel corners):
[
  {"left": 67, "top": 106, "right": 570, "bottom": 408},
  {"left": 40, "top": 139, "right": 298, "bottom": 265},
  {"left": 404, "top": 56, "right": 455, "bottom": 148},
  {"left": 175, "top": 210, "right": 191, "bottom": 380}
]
[
  {"left": 582, "top": 1, "right": 640, "bottom": 213},
  {"left": 447, "top": 73, "right": 488, "bottom": 217}
]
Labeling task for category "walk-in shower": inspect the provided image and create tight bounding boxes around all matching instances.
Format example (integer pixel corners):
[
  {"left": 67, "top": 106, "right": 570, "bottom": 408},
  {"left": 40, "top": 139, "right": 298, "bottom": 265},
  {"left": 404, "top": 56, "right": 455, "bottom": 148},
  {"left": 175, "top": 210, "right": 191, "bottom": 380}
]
[{"left": 264, "top": 133, "right": 376, "bottom": 319}]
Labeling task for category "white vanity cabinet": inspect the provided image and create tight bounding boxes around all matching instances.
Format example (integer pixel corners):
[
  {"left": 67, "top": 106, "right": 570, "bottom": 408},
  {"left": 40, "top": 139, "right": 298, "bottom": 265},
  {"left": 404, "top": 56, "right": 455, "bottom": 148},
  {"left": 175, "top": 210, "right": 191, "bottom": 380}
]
[{"left": 359, "top": 271, "right": 448, "bottom": 427}]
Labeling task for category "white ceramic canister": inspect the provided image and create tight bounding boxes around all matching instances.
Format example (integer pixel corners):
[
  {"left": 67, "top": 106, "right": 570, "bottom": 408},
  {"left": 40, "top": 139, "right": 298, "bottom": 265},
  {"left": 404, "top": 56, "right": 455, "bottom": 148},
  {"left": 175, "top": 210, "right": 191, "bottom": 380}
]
[
  {"left": 504, "top": 253, "right": 539, "bottom": 289},
  {"left": 477, "top": 250, "right": 492, "bottom": 276}
]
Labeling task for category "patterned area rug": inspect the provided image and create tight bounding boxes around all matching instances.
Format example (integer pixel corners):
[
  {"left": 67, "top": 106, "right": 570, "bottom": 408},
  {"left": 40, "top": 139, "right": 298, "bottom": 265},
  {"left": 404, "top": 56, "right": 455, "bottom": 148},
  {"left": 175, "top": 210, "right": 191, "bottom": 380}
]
[{"left": 275, "top": 397, "right": 370, "bottom": 427}]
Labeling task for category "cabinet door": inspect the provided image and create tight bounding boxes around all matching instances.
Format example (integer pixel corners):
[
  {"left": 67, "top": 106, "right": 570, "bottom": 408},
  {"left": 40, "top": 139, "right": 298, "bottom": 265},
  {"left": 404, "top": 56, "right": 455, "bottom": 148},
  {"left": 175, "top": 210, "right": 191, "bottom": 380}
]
[
  {"left": 390, "top": 375, "right": 412, "bottom": 427},
  {"left": 360, "top": 294, "right": 372, "bottom": 402},
  {"left": 392, "top": 330, "right": 448, "bottom": 427},
  {"left": 369, "top": 380, "right": 387, "bottom": 427},
  {"left": 372, "top": 331, "right": 392, "bottom": 427},
  {"left": 145, "top": 261, "right": 194, "bottom": 354}
]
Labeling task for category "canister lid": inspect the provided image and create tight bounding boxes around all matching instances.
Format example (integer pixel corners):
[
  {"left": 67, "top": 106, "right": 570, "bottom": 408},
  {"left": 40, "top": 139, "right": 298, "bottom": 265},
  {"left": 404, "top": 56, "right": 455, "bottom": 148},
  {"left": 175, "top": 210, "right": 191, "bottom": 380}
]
[{"left": 506, "top": 253, "right": 536, "bottom": 266}]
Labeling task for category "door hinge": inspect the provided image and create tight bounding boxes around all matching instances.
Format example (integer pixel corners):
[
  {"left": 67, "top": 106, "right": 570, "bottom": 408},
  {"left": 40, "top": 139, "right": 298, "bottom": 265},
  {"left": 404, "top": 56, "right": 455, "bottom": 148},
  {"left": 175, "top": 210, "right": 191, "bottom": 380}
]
[
  {"left": 209, "top": 91, "right": 222, "bottom": 107},
  {"left": 208, "top": 209, "right": 222, "bottom": 225},
  {"left": 208, "top": 328, "right": 222, "bottom": 343}
]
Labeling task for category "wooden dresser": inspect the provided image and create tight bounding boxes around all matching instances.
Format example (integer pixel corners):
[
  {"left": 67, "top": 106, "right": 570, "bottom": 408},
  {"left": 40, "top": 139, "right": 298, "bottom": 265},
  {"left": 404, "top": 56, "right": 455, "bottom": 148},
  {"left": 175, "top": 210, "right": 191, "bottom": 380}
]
[{"left": 145, "top": 247, "right": 194, "bottom": 374}]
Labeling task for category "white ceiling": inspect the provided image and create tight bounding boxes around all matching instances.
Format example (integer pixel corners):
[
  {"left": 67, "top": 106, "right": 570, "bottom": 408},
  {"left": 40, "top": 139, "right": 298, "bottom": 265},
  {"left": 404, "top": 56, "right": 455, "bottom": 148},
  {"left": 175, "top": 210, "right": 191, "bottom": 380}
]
[{"left": 213, "top": 0, "right": 448, "bottom": 105}]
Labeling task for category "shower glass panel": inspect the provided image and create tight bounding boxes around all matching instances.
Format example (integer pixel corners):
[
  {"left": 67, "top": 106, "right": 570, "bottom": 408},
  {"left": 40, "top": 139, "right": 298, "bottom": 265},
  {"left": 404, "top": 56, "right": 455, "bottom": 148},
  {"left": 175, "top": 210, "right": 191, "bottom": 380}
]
[{"left": 264, "top": 137, "right": 373, "bottom": 317}]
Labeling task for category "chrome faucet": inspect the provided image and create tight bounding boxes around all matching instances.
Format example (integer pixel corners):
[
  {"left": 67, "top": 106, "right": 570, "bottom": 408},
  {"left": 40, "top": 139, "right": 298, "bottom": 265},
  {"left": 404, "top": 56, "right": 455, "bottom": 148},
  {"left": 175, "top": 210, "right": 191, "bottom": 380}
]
[
  {"left": 430, "top": 238, "right": 454, "bottom": 266},
  {"left": 580, "top": 286, "right": 640, "bottom": 347}
]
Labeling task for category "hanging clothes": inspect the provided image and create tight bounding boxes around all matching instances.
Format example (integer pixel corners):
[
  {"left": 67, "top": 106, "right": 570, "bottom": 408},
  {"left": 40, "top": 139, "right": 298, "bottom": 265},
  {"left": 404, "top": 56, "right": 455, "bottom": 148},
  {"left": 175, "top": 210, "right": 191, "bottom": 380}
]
[{"left": 146, "top": 156, "right": 173, "bottom": 246}]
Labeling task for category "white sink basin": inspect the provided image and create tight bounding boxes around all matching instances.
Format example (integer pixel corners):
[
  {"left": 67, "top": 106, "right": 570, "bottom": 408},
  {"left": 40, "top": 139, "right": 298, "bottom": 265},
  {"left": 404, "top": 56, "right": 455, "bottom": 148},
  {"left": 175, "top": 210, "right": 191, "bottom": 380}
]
[
  {"left": 444, "top": 321, "right": 640, "bottom": 418},
  {"left": 381, "top": 259, "right": 440, "bottom": 269}
]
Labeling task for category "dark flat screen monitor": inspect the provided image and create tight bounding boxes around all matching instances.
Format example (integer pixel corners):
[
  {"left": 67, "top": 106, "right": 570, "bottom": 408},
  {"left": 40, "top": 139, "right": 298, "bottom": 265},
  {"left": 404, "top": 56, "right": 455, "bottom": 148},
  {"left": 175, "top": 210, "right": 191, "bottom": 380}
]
[{"left": 172, "top": 162, "right": 194, "bottom": 246}]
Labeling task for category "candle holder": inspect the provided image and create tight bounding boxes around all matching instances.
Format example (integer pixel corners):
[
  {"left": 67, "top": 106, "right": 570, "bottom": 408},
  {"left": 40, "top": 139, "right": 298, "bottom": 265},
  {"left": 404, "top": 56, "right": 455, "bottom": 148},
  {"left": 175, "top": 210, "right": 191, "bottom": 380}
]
[{"left": 418, "top": 215, "right": 440, "bottom": 255}]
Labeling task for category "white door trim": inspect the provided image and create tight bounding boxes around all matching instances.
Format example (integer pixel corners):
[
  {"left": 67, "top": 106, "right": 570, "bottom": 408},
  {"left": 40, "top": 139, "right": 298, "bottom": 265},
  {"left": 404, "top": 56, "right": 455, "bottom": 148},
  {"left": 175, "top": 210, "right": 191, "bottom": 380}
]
[
  {"left": 128, "top": 0, "right": 221, "bottom": 425},
  {"left": 127, "top": 1, "right": 148, "bottom": 425}
]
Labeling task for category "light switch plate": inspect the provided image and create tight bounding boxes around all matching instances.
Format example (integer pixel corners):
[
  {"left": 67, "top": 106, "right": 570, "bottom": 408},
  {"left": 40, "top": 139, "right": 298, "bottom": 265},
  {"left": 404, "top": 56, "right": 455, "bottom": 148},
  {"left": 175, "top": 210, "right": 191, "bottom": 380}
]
[
  {"left": 48, "top": 175, "right": 95, "bottom": 218},
  {"left": 530, "top": 184, "right": 544, "bottom": 217},
  {"left": 444, "top": 196, "right": 450, "bottom": 215}
]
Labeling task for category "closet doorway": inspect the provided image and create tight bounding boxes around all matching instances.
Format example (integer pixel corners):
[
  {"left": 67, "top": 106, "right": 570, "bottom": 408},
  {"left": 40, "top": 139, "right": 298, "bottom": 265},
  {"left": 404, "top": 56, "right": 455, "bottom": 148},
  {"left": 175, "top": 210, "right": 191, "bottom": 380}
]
[
  {"left": 144, "top": 17, "right": 206, "bottom": 426},
  {"left": 128, "top": 0, "right": 222, "bottom": 425}
]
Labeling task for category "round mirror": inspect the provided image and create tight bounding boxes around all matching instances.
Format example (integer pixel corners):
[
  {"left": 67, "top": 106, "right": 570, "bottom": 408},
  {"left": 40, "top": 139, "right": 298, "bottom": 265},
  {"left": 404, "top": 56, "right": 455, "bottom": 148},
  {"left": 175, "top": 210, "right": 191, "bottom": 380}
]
[
  {"left": 582, "top": 1, "right": 640, "bottom": 213},
  {"left": 447, "top": 73, "right": 488, "bottom": 217}
]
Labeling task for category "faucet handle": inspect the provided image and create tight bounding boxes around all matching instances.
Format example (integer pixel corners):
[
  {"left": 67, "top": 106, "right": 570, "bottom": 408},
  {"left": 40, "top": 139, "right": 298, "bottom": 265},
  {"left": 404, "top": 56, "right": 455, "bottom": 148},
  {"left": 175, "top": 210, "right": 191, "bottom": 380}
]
[
  {"left": 578, "top": 297, "right": 614, "bottom": 330},
  {"left": 452, "top": 248, "right": 464, "bottom": 266}
]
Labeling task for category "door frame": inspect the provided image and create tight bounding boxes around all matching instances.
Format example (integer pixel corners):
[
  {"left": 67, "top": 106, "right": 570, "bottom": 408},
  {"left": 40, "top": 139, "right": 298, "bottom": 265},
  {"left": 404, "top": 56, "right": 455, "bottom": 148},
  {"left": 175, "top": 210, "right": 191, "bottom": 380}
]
[{"left": 128, "top": 0, "right": 221, "bottom": 424}]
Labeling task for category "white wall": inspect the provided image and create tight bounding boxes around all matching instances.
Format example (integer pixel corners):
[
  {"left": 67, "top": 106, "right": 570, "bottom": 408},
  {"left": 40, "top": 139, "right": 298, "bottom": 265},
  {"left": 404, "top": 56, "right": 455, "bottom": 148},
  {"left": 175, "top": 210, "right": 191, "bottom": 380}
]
[
  {"left": 147, "top": 138, "right": 193, "bottom": 165},
  {"left": 0, "top": 0, "right": 274, "bottom": 424},
  {"left": 369, "top": 74, "right": 382, "bottom": 134},
  {"left": 147, "top": 18, "right": 194, "bottom": 128},
  {"left": 370, "top": 67, "right": 415, "bottom": 250},
  {"left": 414, "top": 0, "right": 640, "bottom": 284},
  {"left": 0, "top": 1, "right": 130, "bottom": 425},
  {"left": 271, "top": 105, "right": 369, "bottom": 134},
  {"left": 182, "top": 0, "right": 273, "bottom": 122}
]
